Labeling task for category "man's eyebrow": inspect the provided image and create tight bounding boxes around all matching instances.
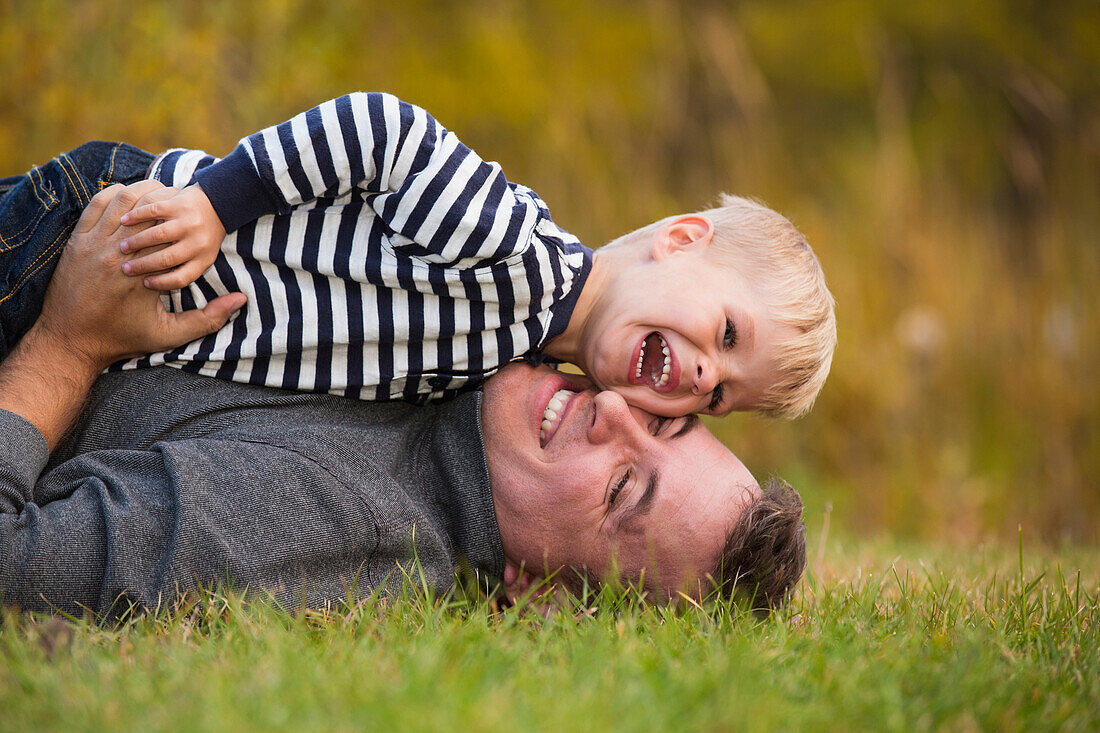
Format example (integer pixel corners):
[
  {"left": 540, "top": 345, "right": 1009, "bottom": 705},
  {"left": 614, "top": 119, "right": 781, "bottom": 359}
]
[
  {"left": 670, "top": 414, "right": 700, "bottom": 439},
  {"left": 619, "top": 469, "right": 659, "bottom": 531},
  {"left": 617, "top": 416, "right": 697, "bottom": 530}
]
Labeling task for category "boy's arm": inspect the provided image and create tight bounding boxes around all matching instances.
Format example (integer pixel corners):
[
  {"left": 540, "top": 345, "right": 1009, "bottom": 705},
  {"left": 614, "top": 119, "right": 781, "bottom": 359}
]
[{"left": 190, "top": 92, "right": 539, "bottom": 263}]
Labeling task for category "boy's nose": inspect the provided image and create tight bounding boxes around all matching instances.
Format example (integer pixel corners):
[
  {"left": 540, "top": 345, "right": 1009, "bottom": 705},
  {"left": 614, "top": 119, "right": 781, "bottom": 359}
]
[{"left": 692, "top": 358, "right": 718, "bottom": 396}]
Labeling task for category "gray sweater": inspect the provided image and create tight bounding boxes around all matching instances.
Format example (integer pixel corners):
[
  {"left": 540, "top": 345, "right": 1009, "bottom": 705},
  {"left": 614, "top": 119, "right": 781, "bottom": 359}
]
[{"left": 0, "top": 367, "right": 504, "bottom": 618}]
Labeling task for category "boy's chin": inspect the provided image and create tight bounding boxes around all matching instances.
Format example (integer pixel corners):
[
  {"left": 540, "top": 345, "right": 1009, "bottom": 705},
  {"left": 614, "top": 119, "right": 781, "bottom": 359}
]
[{"left": 629, "top": 389, "right": 697, "bottom": 418}]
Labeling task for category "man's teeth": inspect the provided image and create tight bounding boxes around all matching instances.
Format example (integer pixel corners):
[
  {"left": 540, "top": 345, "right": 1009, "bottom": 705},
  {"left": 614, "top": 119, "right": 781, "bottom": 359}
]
[
  {"left": 635, "top": 333, "right": 672, "bottom": 387},
  {"left": 540, "top": 388, "right": 576, "bottom": 443}
]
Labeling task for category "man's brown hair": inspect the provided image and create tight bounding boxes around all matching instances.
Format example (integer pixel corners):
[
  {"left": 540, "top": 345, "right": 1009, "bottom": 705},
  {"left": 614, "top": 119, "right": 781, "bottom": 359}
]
[{"left": 710, "top": 476, "right": 807, "bottom": 611}]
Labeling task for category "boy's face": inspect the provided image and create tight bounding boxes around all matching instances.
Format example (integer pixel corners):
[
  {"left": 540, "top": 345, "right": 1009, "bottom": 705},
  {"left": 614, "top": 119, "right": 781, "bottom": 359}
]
[{"left": 580, "top": 219, "right": 790, "bottom": 418}]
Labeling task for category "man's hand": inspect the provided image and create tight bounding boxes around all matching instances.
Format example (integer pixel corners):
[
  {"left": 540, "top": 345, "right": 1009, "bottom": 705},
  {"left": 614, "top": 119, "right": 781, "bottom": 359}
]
[
  {"left": 38, "top": 181, "right": 246, "bottom": 370},
  {"left": 117, "top": 183, "right": 226, "bottom": 291},
  {"left": 0, "top": 181, "right": 245, "bottom": 449}
]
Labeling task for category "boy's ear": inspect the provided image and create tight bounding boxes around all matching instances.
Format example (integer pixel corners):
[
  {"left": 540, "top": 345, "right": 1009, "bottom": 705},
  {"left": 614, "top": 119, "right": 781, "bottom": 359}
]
[{"left": 651, "top": 215, "right": 715, "bottom": 261}]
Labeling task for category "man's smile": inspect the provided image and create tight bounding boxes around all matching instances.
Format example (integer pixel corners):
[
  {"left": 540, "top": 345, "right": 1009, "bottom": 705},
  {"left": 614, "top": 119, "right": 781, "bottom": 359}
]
[
  {"left": 628, "top": 331, "right": 680, "bottom": 392},
  {"left": 532, "top": 371, "right": 591, "bottom": 449},
  {"left": 540, "top": 387, "right": 579, "bottom": 447}
]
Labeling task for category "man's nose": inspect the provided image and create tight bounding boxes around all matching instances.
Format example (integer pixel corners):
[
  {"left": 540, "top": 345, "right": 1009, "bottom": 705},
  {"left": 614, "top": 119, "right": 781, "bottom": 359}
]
[
  {"left": 588, "top": 390, "right": 645, "bottom": 446},
  {"left": 692, "top": 357, "right": 718, "bottom": 397}
]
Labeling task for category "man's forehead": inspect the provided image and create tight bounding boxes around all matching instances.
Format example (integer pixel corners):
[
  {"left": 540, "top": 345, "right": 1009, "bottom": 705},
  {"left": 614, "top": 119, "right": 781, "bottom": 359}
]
[
  {"left": 659, "top": 428, "right": 757, "bottom": 513},
  {"left": 624, "top": 476, "right": 748, "bottom": 596}
]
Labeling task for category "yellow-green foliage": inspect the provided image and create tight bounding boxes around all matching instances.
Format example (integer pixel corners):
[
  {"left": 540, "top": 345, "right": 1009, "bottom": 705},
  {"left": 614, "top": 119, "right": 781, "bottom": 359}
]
[{"left": 1, "top": 0, "right": 1096, "bottom": 541}]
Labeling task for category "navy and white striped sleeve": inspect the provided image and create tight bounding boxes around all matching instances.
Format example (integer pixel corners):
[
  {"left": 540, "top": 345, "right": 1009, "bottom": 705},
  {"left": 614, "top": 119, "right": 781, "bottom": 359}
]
[
  {"left": 192, "top": 92, "right": 537, "bottom": 265},
  {"left": 190, "top": 94, "right": 377, "bottom": 231}
]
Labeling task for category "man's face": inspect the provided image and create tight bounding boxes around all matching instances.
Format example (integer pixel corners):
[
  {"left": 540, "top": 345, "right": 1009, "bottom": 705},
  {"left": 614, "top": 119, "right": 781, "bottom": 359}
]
[{"left": 481, "top": 363, "right": 760, "bottom": 598}]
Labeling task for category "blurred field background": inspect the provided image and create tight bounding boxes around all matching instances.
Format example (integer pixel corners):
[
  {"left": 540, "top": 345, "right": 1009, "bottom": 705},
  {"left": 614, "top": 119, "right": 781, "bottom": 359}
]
[{"left": 2, "top": 0, "right": 1097, "bottom": 545}]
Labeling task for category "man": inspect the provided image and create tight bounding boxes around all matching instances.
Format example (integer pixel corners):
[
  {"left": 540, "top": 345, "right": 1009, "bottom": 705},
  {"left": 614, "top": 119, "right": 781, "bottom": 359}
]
[{"left": 0, "top": 183, "right": 806, "bottom": 619}]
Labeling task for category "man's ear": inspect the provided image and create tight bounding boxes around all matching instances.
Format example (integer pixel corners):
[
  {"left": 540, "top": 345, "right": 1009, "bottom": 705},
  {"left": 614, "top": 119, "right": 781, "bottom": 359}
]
[
  {"left": 651, "top": 215, "right": 714, "bottom": 261},
  {"left": 501, "top": 560, "right": 560, "bottom": 616},
  {"left": 502, "top": 559, "right": 552, "bottom": 607},
  {"left": 503, "top": 559, "right": 522, "bottom": 590},
  {"left": 502, "top": 559, "right": 528, "bottom": 603}
]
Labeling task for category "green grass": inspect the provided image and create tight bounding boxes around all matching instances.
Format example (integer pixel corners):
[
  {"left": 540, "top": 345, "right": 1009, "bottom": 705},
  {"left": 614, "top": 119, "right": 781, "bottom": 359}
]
[{"left": 2, "top": 537, "right": 1096, "bottom": 732}]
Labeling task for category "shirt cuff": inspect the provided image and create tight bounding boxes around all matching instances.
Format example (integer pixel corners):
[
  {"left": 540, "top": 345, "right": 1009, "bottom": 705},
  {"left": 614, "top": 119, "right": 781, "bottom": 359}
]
[
  {"left": 0, "top": 408, "right": 50, "bottom": 489},
  {"left": 193, "top": 146, "right": 284, "bottom": 232}
]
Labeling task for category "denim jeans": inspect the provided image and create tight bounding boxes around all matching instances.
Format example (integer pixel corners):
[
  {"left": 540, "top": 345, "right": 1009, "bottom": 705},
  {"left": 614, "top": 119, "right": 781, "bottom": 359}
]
[{"left": 0, "top": 141, "right": 154, "bottom": 359}]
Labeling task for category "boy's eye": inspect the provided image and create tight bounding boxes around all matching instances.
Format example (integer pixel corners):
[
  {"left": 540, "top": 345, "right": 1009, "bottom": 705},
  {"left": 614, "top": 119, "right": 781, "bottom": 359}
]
[
  {"left": 609, "top": 469, "right": 630, "bottom": 508},
  {"left": 723, "top": 319, "right": 737, "bottom": 348},
  {"left": 708, "top": 384, "right": 724, "bottom": 411}
]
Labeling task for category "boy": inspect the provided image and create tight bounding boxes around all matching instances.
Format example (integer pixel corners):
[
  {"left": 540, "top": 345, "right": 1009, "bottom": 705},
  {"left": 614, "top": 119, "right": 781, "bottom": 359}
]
[{"left": 0, "top": 92, "right": 834, "bottom": 418}]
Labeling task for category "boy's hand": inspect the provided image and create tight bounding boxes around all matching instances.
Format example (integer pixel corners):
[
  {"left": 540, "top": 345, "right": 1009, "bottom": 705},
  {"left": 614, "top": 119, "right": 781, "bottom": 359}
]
[{"left": 118, "top": 184, "right": 226, "bottom": 291}]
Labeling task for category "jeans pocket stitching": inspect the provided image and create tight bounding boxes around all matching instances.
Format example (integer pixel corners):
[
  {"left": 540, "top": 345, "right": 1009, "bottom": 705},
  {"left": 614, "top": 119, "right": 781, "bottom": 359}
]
[
  {"left": 29, "top": 166, "right": 59, "bottom": 207},
  {"left": 104, "top": 144, "right": 119, "bottom": 183},
  {"left": 0, "top": 217, "right": 38, "bottom": 251},
  {"left": 0, "top": 168, "right": 62, "bottom": 253},
  {"left": 0, "top": 170, "right": 59, "bottom": 253},
  {"left": 57, "top": 154, "right": 92, "bottom": 208},
  {"left": 0, "top": 225, "right": 70, "bottom": 305}
]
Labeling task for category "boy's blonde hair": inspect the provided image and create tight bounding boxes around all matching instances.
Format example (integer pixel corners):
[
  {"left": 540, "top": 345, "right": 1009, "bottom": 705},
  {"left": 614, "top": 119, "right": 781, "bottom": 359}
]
[
  {"left": 707, "top": 194, "right": 835, "bottom": 418},
  {"left": 608, "top": 194, "right": 836, "bottom": 418}
]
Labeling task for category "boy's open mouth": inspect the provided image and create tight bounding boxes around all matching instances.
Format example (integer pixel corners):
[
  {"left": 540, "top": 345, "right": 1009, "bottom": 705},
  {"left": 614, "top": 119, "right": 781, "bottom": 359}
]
[{"left": 630, "top": 331, "right": 678, "bottom": 392}]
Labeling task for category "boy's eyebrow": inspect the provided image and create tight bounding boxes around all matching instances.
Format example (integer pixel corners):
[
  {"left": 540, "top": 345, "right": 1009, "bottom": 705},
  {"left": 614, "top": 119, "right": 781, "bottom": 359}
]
[{"left": 739, "top": 310, "right": 757, "bottom": 351}]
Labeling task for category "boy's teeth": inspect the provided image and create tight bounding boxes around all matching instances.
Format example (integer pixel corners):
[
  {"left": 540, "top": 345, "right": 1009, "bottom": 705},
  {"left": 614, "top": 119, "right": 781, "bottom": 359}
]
[
  {"left": 541, "top": 388, "right": 576, "bottom": 443},
  {"left": 636, "top": 333, "right": 672, "bottom": 386}
]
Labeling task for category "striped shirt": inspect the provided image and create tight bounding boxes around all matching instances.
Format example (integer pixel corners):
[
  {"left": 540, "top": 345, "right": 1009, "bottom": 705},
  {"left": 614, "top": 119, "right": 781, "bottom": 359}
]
[{"left": 115, "top": 93, "right": 591, "bottom": 403}]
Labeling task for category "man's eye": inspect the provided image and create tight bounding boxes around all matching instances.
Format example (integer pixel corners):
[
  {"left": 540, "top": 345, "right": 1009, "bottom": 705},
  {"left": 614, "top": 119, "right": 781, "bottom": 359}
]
[
  {"left": 723, "top": 319, "right": 737, "bottom": 348},
  {"left": 708, "top": 384, "right": 724, "bottom": 411},
  {"left": 609, "top": 469, "right": 630, "bottom": 508},
  {"left": 648, "top": 416, "right": 671, "bottom": 436}
]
